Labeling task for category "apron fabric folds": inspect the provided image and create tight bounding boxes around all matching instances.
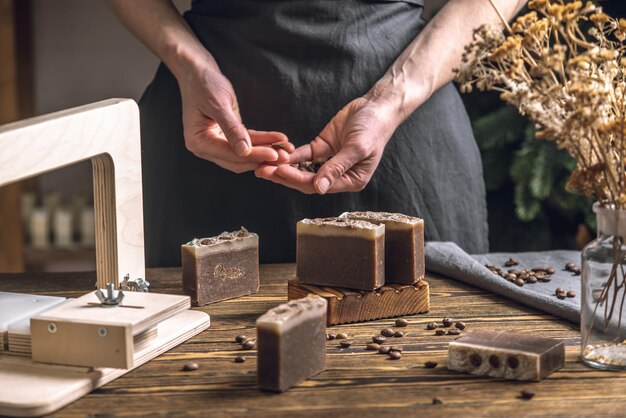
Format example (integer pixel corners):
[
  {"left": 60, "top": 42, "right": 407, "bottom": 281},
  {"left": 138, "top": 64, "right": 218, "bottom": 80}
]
[{"left": 139, "top": 0, "right": 489, "bottom": 266}]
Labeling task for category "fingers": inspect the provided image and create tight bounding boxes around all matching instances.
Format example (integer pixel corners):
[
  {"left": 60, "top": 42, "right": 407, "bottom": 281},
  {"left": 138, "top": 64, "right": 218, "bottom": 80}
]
[
  {"left": 214, "top": 107, "right": 252, "bottom": 157},
  {"left": 248, "top": 130, "right": 288, "bottom": 145},
  {"left": 289, "top": 137, "right": 334, "bottom": 164},
  {"left": 313, "top": 146, "right": 363, "bottom": 194},
  {"left": 192, "top": 133, "right": 280, "bottom": 164}
]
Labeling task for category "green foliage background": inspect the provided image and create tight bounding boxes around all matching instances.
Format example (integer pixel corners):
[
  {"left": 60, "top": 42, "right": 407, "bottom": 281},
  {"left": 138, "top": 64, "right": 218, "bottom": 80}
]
[{"left": 463, "top": 92, "right": 595, "bottom": 252}]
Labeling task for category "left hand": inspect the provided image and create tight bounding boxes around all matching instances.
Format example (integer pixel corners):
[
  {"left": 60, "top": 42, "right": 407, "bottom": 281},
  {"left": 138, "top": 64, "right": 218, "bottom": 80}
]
[{"left": 255, "top": 96, "right": 401, "bottom": 194}]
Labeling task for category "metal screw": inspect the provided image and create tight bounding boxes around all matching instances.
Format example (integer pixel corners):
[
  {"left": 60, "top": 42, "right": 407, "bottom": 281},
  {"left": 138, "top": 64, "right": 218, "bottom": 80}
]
[
  {"left": 47, "top": 323, "right": 57, "bottom": 333},
  {"left": 98, "top": 327, "right": 108, "bottom": 337}
]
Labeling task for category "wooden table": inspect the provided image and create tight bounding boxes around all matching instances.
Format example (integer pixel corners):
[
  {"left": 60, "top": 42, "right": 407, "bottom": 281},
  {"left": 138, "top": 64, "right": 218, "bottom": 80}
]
[{"left": 2, "top": 265, "right": 626, "bottom": 417}]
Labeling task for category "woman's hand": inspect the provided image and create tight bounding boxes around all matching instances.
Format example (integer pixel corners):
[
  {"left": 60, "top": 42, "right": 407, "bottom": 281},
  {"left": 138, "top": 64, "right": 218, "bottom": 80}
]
[
  {"left": 255, "top": 96, "right": 401, "bottom": 194},
  {"left": 179, "top": 66, "right": 293, "bottom": 173}
]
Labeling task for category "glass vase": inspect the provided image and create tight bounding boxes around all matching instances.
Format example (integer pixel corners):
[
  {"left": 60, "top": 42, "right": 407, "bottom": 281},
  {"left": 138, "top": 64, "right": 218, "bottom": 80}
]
[{"left": 581, "top": 203, "right": 626, "bottom": 370}]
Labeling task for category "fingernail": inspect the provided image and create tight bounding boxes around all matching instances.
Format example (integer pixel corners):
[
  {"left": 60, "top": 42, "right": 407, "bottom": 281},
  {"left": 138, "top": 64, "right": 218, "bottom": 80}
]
[
  {"left": 235, "top": 140, "right": 249, "bottom": 156},
  {"left": 317, "top": 177, "right": 331, "bottom": 194}
]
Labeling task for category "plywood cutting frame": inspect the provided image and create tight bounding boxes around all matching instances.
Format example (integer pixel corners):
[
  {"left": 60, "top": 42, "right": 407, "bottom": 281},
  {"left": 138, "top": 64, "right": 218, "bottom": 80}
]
[{"left": 0, "top": 99, "right": 145, "bottom": 287}]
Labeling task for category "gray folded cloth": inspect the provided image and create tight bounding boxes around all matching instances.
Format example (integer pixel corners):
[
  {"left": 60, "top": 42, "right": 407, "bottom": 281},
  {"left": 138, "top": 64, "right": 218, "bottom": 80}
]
[{"left": 424, "top": 242, "right": 581, "bottom": 323}]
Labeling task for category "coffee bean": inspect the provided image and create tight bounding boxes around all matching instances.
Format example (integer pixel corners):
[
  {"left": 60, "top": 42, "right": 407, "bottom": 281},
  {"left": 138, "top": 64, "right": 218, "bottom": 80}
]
[
  {"left": 557, "top": 293, "right": 566, "bottom": 300},
  {"left": 546, "top": 267, "right": 556, "bottom": 274},
  {"left": 424, "top": 361, "right": 438, "bottom": 369},
  {"left": 515, "top": 278, "right": 525, "bottom": 287},
  {"left": 182, "top": 362, "right": 199, "bottom": 371},
  {"left": 242, "top": 340, "right": 255, "bottom": 350},
  {"left": 526, "top": 276, "right": 538, "bottom": 284},
  {"left": 565, "top": 262, "right": 577, "bottom": 272},
  {"left": 486, "top": 263, "right": 497, "bottom": 269},
  {"left": 373, "top": 335, "right": 387, "bottom": 344},
  {"left": 508, "top": 269, "right": 519, "bottom": 274},
  {"left": 505, "top": 258, "right": 520, "bottom": 267},
  {"left": 435, "top": 329, "right": 446, "bottom": 336},
  {"left": 389, "top": 351, "right": 402, "bottom": 360},
  {"left": 336, "top": 333, "right": 349, "bottom": 340},
  {"left": 442, "top": 318, "right": 454, "bottom": 327},
  {"left": 327, "top": 334, "right": 336, "bottom": 340},
  {"left": 538, "top": 276, "right": 551, "bottom": 282},
  {"left": 469, "top": 354, "right": 482, "bottom": 367},
  {"left": 507, "top": 356, "right": 519, "bottom": 369},
  {"left": 394, "top": 331, "right": 405, "bottom": 338},
  {"left": 448, "top": 329, "right": 461, "bottom": 336},
  {"left": 520, "top": 390, "right": 535, "bottom": 400},
  {"left": 235, "top": 335, "right": 247, "bottom": 344},
  {"left": 339, "top": 340, "right": 352, "bottom": 348},
  {"left": 366, "top": 343, "right": 381, "bottom": 351},
  {"left": 426, "top": 322, "right": 438, "bottom": 330},
  {"left": 572, "top": 268, "right": 581, "bottom": 276},
  {"left": 270, "top": 142, "right": 286, "bottom": 150},
  {"left": 567, "top": 290, "right": 576, "bottom": 298},
  {"left": 234, "top": 356, "right": 246, "bottom": 363},
  {"left": 556, "top": 288, "right": 565, "bottom": 295},
  {"left": 455, "top": 321, "right": 466, "bottom": 330},
  {"left": 378, "top": 346, "right": 391, "bottom": 354},
  {"left": 390, "top": 346, "right": 403, "bottom": 352},
  {"left": 489, "top": 355, "right": 500, "bottom": 368},
  {"left": 432, "top": 397, "right": 444, "bottom": 405},
  {"left": 395, "top": 318, "right": 409, "bottom": 327},
  {"left": 381, "top": 328, "right": 395, "bottom": 337},
  {"left": 505, "top": 273, "right": 517, "bottom": 281}
]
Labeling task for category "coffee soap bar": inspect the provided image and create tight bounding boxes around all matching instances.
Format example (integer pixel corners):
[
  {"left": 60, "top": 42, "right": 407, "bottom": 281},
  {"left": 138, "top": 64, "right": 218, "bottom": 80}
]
[
  {"left": 181, "top": 228, "right": 259, "bottom": 306},
  {"left": 448, "top": 330, "right": 565, "bottom": 381},
  {"left": 341, "top": 211, "right": 424, "bottom": 284},
  {"left": 257, "top": 296, "right": 327, "bottom": 392},
  {"left": 297, "top": 218, "right": 385, "bottom": 291}
]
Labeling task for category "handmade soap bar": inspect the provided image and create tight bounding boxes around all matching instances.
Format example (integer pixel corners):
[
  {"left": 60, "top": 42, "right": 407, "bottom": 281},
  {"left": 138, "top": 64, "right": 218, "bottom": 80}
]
[
  {"left": 182, "top": 228, "right": 259, "bottom": 306},
  {"left": 448, "top": 330, "right": 565, "bottom": 381},
  {"left": 341, "top": 211, "right": 424, "bottom": 284},
  {"left": 297, "top": 218, "right": 385, "bottom": 290},
  {"left": 257, "top": 296, "right": 327, "bottom": 392}
]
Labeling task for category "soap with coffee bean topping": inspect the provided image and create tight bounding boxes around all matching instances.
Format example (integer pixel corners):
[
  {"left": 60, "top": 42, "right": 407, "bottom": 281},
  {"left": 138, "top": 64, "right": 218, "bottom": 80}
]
[
  {"left": 257, "top": 296, "right": 327, "bottom": 392},
  {"left": 181, "top": 228, "right": 259, "bottom": 306},
  {"left": 448, "top": 330, "right": 564, "bottom": 381},
  {"left": 340, "top": 211, "right": 424, "bottom": 284},
  {"left": 296, "top": 217, "right": 385, "bottom": 290}
]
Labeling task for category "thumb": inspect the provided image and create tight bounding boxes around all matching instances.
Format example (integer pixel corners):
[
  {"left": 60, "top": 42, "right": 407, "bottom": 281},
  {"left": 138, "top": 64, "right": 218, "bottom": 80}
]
[
  {"left": 314, "top": 147, "right": 361, "bottom": 194},
  {"left": 214, "top": 107, "right": 251, "bottom": 157}
]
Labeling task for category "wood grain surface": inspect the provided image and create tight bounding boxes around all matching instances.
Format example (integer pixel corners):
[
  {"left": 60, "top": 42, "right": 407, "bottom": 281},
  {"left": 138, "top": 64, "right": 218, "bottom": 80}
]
[{"left": 0, "top": 265, "right": 624, "bottom": 417}]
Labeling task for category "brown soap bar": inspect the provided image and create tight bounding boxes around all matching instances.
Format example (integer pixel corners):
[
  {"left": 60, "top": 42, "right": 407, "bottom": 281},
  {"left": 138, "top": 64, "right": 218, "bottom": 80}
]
[
  {"left": 181, "top": 227, "right": 259, "bottom": 306},
  {"left": 297, "top": 218, "right": 385, "bottom": 291},
  {"left": 257, "top": 295, "right": 327, "bottom": 392},
  {"left": 341, "top": 211, "right": 424, "bottom": 284},
  {"left": 448, "top": 330, "right": 565, "bottom": 381}
]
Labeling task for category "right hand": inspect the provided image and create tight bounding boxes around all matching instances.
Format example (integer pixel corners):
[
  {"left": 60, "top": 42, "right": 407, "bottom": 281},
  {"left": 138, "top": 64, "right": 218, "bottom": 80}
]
[{"left": 178, "top": 66, "right": 293, "bottom": 173}]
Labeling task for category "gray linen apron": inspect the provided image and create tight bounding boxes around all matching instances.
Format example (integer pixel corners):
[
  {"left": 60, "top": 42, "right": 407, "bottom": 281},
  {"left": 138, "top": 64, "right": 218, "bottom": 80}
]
[{"left": 139, "top": 0, "right": 489, "bottom": 266}]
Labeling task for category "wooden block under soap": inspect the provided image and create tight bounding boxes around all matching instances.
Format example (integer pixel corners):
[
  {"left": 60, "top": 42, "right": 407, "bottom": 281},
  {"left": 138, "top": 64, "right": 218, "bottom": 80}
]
[
  {"left": 448, "top": 330, "right": 565, "bottom": 381},
  {"left": 288, "top": 279, "right": 429, "bottom": 326}
]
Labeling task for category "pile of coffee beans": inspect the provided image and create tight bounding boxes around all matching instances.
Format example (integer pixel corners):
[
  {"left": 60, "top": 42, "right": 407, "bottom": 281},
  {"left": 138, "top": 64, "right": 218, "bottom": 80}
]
[
  {"left": 234, "top": 334, "right": 256, "bottom": 350},
  {"left": 486, "top": 263, "right": 555, "bottom": 287},
  {"left": 429, "top": 318, "right": 468, "bottom": 336},
  {"left": 291, "top": 161, "right": 322, "bottom": 173}
]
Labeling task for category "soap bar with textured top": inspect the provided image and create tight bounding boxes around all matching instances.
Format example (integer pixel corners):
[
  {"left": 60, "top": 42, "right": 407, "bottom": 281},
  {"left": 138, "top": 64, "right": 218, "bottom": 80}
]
[
  {"left": 448, "top": 330, "right": 565, "bottom": 381},
  {"left": 257, "top": 296, "right": 327, "bottom": 392},
  {"left": 341, "top": 211, "right": 424, "bottom": 284},
  {"left": 296, "top": 217, "right": 385, "bottom": 290},
  {"left": 181, "top": 228, "right": 259, "bottom": 306}
]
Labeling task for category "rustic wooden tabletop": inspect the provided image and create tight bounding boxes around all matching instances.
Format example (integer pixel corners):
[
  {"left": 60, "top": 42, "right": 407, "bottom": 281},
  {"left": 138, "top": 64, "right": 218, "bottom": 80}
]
[{"left": 2, "top": 265, "right": 625, "bottom": 417}]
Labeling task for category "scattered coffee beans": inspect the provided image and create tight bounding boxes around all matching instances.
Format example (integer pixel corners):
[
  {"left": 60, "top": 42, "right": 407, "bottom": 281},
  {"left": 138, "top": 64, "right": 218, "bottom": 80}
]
[
  {"left": 182, "top": 362, "right": 199, "bottom": 371},
  {"left": 520, "top": 390, "right": 535, "bottom": 400},
  {"left": 234, "top": 356, "right": 246, "bottom": 363},
  {"left": 389, "top": 351, "right": 402, "bottom": 360},
  {"left": 235, "top": 335, "right": 247, "bottom": 344},
  {"left": 442, "top": 318, "right": 454, "bottom": 327},
  {"left": 336, "top": 333, "right": 349, "bottom": 340},
  {"left": 340, "top": 340, "right": 352, "bottom": 348},
  {"left": 394, "top": 331, "right": 405, "bottom": 338},
  {"left": 395, "top": 318, "right": 409, "bottom": 327},
  {"left": 373, "top": 335, "right": 387, "bottom": 344},
  {"left": 381, "top": 328, "right": 395, "bottom": 337},
  {"left": 379, "top": 346, "right": 391, "bottom": 354},
  {"left": 426, "top": 322, "right": 438, "bottom": 330},
  {"left": 435, "top": 329, "right": 447, "bottom": 336},
  {"left": 242, "top": 340, "right": 256, "bottom": 350},
  {"left": 366, "top": 343, "right": 381, "bottom": 351},
  {"left": 424, "top": 361, "right": 438, "bottom": 369}
]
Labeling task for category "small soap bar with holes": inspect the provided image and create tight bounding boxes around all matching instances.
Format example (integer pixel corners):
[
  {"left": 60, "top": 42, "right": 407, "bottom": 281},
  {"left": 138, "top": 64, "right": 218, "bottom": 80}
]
[
  {"left": 296, "top": 217, "right": 385, "bottom": 290},
  {"left": 340, "top": 211, "right": 424, "bottom": 284},
  {"left": 182, "top": 228, "right": 259, "bottom": 306},
  {"left": 257, "top": 295, "right": 327, "bottom": 392},
  {"left": 448, "top": 330, "right": 565, "bottom": 381}
]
